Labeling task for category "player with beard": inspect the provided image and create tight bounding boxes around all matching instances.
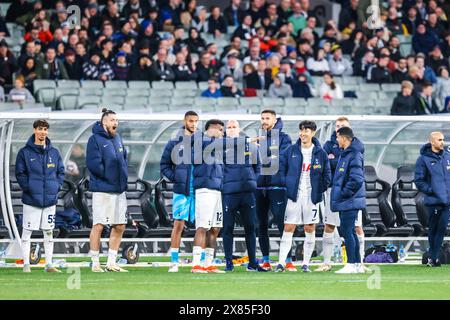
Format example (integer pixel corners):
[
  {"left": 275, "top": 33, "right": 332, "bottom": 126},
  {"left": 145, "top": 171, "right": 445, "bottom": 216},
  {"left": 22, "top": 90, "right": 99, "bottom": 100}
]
[{"left": 86, "top": 108, "right": 129, "bottom": 272}]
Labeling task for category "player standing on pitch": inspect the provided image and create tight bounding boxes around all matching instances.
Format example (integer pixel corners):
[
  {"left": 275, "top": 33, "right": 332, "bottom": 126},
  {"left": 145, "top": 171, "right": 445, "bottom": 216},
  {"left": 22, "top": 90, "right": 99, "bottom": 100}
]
[
  {"left": 16, "top": 119, "right": 65, "bottom": 273},
  {"left": 415, "top": 131, "right": 450, "bottom": 267},
  {"left": 331, "top": 127, "right": 366, "bottom": 274},
  {"left": 256, "top": 110, "right": 292, "bottom": 270},
  {"left": 275, "top": 121, "right": 331, "bottom": 273},
  {"left": 86, "top": 108, "right": 128, "bottom": 272},
  {"left": 191, "top": 119, "right": 225, "bottom": 273},
  {"left": 317, "top": 117, "right": 370, "bottom": 272},
  {"left": 160, "top": 111, "right": 199, "bottom": 272}
]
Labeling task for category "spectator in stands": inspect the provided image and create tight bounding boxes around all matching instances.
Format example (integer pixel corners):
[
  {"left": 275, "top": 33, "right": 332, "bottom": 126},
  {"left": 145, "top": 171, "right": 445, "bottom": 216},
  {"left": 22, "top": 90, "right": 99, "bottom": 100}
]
[
  {"left": 221, "top": 74, "right": 242, "bottom": 97},
  {"left": 18, "top": 57, "right": 37, "bottom": 92},
  {"left": 391, "top": 80, "right": 417, "bottom": 115},
  {"left": 196, "top": 51, "right": 216, "bottom": 82},
  {"left": 232, "top": 14, "right": 256, "bottom": 40},
  {"left": 435, "top": 66, "right": 450, "bottom": 110},
  {"left": 35, "top": 47, "right": 68, "bottom": 80},
  {"left": 208, "top": 6, "right": 227, "bottom": 37},
  {"left": 192, "top": 6, "right": 208, "bottom": 33},
  {"left": 340, "top": 29, "right": 365, "bottom": 57},
  {"left": 63, "top": 48, "right": 82, "bottom": 81},
  {"left": 24, "top": 22, "right": 53, "bottom": 46},
  {"left": 0, "top": 40, "right": 18, "bottom": 87},
  {"left": 247, "top": 0, "right": 265, "bottom": 26},
  {"left": 5, "top": 0, "right": 32, "bottom": 23},
  {"left": 338, "top": 0, "right": 359, "bottom": 31},
  {"left": 185, "top": 27, "right": 206, "bottom": 55},
  {"left": 242, "top": 44, "right": 262, "bottom": 69},
  {"left": 392, "top": 58, "right": 409, "bottom": 83},
  {"left": 220, "top": 36, "right": 244, "bottom": 63},
  {"left": 243, "top": 63, "right": 260, "bottom": 90},
  {"left": 8, "top": 77, "right": 35, "bottom": 104},
  {"left": 129, "top": 54, "right": 156, "bottom": 81},
  {"left": 416, "top": 81, "right": 440, "bottom": 114},
  {"left": 412, "top": 23, "right": 440, "bottom": 55},
  {"left": 388, "top": 36, "right": 402, "bottom": 62},
  {"left": 224, "top": 0, "right": 246, "bottom": 27},
  {"left": 201, "top": 77, "right": 222, "bottom": 98},
  {"left": 0, "top": 85, "right": 4, "bottom": 102},
  {"left": 426, "top": 12, "right": 446, "bottom": 39},
  {"left": 82, "top": 50, "right": 114, "bottom": 81},
  {"left": 367, "top": 54, "right": 392, "bottom": 84},
  {"left": 319, "top": 72, "right": 343, "bottom": 101},
  {"left": 385, "top": 6, "right": 404, "bottom": 35},
  {"left": 268, "top": 74, "right": 292, "bottom": 98},
  {"left": 255, "top": 59, "right": 272, "bottom": 90},
  {"left": 442, "top": 32, "right": 450, "bottom": 59},
  {"left": 290, "top": 73, "right": 314, "bottom": 99},
  {"left": 319, "top": 22, "right": 338, "bottom": 48},
  {"left": 100, "top": 38, "right": 114, "bottom": 65},
  {"left": 112, "top": 51, "right": 130, "bottom": 81},
  {"left": 138, "top": 20, "right": 161, "bottom": 56},
  {"left": 219, "top": 52, "right": 243, "bottom": 83},
  {"left": 0, "top": 14, "right": 10, "bottom": 38},
  {"left": 288, "top": 2, "right": 307, "bottom": 36},
  {"left": 328, "top": 44, "right": 353, "bottom": 76},
  {"left": 402, "top": 6, "right": 422, "bottom": 35},
  {"left": 416, "top": 53, "right": 437, "bottom": 84},
  {"left": 152, "top": 47, "right": 175, "bottom": 81},
  {"left": 426, "top": 45, "right": 450, "bottom": 74},
  {"left": 307, "top": 48, "right": 330, "bottom": 76},
  {"left": 173, "top": 51, "right": 196, "bottom": 81}
]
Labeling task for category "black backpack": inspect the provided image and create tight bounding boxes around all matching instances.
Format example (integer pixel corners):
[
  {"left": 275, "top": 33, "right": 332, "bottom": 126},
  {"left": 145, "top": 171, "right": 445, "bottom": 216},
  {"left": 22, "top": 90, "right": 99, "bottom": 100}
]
[{"left": 422, "top": 242, "right": 450, "bottom": 264}]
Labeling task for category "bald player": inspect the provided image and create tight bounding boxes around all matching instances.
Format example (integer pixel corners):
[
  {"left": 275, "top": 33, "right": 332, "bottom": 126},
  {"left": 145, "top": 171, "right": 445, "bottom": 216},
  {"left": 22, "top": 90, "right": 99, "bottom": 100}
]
[{"left": 415, "top": 131, "right": 450, "bottom": 267}]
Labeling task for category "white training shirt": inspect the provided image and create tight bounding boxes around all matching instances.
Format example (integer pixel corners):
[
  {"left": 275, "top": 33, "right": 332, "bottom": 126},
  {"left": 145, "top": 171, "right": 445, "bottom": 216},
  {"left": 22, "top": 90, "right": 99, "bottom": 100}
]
[{"left": 299, "top": 144, "right": 313, "bottom": 193}]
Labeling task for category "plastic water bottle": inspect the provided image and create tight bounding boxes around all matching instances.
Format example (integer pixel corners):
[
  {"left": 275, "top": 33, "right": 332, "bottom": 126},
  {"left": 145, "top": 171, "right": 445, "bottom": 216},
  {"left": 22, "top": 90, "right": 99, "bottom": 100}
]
[
  {"left": 333, "top": 245, "right": 340, "bottom": 263},
  {"left": 399, "top": 245, "right": 406, "bottom": 263},
  {"left": 117, "top": 258, "right": 128, "bottom": 265},
  {"left": 341, "top": 244, "right": 347, "bottom": 264}
]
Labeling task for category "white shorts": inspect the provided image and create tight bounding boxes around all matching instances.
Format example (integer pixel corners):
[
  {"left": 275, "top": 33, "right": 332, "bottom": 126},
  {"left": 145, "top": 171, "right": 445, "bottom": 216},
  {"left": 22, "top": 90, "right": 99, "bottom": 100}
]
[
  {"left": 284, "top": 192, "right": 320, "bottom": 225},
  {"left": 195, "top": 188, "right": 223, "bottom": 230},
  {"left": 322, "top": 189, "right": 362, "bottom": 227},
  {"left": 92, "top": 192, "right": 128, "bottom": 225},
  {"left": 22, "top": 204, "right": 56, "bottom": 231}
]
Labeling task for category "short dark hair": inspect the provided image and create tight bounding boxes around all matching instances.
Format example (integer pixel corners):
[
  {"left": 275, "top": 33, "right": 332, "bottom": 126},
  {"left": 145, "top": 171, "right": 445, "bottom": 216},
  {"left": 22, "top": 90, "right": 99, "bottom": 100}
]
[
  {"left": 208, "top": 76, "right": 218, "bottom": 83},
  {"left": 422, "top": 81, "right": 433, "bottom": 89},
  {"left": 184, "top": 110, "right": 198, "bottom": 118},
  {"left": 261, "top": 109, "right": 276, "bottom": 116},
  {"left": 205, "top": 119, "right": 224, "bottom": 131},
  {"left": 101, "top": 107, "right": 116, "bottom": 122},
  {"left": 33, "top": 119, "right": 49, "bottom": 129},
  {"left": 299, "top": 120, "right": 317, "bottom": 131},
  {"left": 337, "top": 126, "right": 354, "bottom": 140}
]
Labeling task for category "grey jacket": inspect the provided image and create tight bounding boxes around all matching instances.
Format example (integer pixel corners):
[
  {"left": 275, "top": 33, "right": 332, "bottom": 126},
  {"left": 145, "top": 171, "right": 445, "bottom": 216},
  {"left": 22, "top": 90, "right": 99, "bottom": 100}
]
[{"left": 268, "top": 83, "right": 293, "bottom": 98}]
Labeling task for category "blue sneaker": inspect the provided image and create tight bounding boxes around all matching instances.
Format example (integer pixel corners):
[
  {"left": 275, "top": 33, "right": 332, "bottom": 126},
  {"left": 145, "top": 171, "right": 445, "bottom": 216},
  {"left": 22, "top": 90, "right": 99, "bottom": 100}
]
[
  {"left": 225, "top": 260, "right": 234, "bottom": 272},
  {"left": 301, "top": 264, "right": 311, "bottom": 272},
  {"left": 247, "top": 264, "right": 269, "bottom": 272},
  {"left": 274, "top": 264, "right": 285, "bottom": 273}
]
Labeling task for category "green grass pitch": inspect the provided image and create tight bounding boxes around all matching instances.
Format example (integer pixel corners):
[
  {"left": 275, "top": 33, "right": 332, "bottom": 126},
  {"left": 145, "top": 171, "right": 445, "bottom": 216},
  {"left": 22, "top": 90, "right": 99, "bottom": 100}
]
[{"left": 1, "top": 264, "right": 450, "bottom": 300}]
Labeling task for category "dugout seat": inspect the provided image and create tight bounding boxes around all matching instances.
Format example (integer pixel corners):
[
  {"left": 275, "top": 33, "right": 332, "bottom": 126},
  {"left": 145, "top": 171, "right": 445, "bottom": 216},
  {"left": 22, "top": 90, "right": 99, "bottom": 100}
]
[
  {"left": 154, "top": 178, "right": 196, "bottom": 237},
  {"left": 391, "top": 166, "right": 430, "bottom": 236},
  {"left": 363, "top": 166, "right": 414, "bottom": 236},
  {"left": 0, "top": 198, "right": 10, "bottom": 238},
  {"left": 9, "top": 166, "right": 60, "bottom": 238}
]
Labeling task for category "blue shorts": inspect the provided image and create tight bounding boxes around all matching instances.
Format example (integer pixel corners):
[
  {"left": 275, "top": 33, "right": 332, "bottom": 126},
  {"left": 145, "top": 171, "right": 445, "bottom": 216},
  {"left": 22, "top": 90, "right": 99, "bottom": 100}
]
[{"left": 172, "top": 193, "right": 195, "bottom": 222}]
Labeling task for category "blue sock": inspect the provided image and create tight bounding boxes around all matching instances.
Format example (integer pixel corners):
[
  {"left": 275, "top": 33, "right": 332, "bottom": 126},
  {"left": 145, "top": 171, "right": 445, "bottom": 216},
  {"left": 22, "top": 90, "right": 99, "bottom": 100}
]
[
  {"left": 171, "top": 249, "right": 179, "bottom": 264},
  {"left": 263, "top": 255, "right": 270, "bottom": 263},
  {"left": 200, "top": 251, "right": 206, "bottom": 264},
  {"left": 285, "top": 256, "right": 292, "bottom": 263}
]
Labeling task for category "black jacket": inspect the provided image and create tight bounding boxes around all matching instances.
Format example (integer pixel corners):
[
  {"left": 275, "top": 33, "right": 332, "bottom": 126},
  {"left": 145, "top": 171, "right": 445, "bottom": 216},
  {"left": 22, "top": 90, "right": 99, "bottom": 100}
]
[
  {"left": 392, "top": 69, "right": 408, "bottom": 83},
  {"left": 416, "top": 95, "right": 440, "bottom": 114},
  {"left": 151, "top": 61, "right": 175, "bottom": 81},
  {"left": 223, "top": 6, "right": 246, "bottom": 27},
  {"left": 367, "top": 65, "right": 392, "bottom": 84},
  {"left": 391, "top": 93, "right": 417, "bottom": 115},
  {"left": 129, "top": 63, "right": 157, "bottom": 81},
  {"left": 195, "top": 62, "right": 217, "bottom": 82},
  {"left": 207, "top": 16, "right": 227, "bottom": 34}
]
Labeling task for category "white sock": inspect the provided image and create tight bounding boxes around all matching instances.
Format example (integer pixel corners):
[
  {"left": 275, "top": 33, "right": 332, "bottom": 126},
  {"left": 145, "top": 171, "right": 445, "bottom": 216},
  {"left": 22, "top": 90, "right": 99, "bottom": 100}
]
[
  {"left": 322, "top": 232, "right": 334, "bottom": 265},
  {"left": 43, "top": 230, "right": 53, "bottom": 266},
  {"left": 21, "top": 229, "right": 32, "bottom": 265},
  {"left": 193, "top": 246, "right": 203, "bottom": 266},
  {"left": 107, "top": 249, "right": 118, "bottom": 266},
  {"left": 358, "top": 234, "right": 365, "bottom": 263},
  {"left": 205, "top": 248, "right": 214, "bottom": 267},
  {"left": 90, "top": 250, "right": 100, "bottom": 267},
  {"left": 303, "top": 232, "right": 316, "bottom": 266},
  {"left": 278, "top": 232, "right": 293, "bottom": 265}
]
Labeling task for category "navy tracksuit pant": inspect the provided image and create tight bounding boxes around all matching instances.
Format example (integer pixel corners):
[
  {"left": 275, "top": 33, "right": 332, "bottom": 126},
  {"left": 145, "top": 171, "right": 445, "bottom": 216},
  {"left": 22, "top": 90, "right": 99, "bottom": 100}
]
[
  {"left": 255, "top": 189, "right": 287, "bottom": 257},
  {"left": 222, "top": 192, "right": 258, "bottom": 267},
  {"left": 340, "top": 209, "right": 361, "bottom": 264},
  {"left": 427, "top": 206, "right": 450, "bottom": 261}
]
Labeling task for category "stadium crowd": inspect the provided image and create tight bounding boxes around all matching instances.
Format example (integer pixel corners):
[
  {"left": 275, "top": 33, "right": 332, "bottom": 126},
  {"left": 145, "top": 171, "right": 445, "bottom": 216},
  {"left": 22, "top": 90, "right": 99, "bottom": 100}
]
[{"left": 0, "top": 0, "right": 449, "bottom": 114}]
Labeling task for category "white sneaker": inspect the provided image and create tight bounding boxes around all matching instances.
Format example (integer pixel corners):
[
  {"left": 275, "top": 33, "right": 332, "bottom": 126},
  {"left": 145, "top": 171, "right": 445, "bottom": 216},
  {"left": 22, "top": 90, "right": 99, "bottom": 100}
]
[
  {"left": 314, "top": 263, "right": 332, "bottom": 272},
  {"left": 23, "top": 264, "right": 31, "bottom": 273},
  {"left": 335, "top": 263, "right": 357, "bottom": 274},
  {"left": 168, "top": 263, "right": 179, "bottom": 273},
  {"left": 105, "top": 265, "right": 129, "bottom": 272},
  {"left": 91, "top": 265, "right": 105, "bottom": 273},
  {"left": 357, "top": 264, "right": 372, "bottom": 273}
]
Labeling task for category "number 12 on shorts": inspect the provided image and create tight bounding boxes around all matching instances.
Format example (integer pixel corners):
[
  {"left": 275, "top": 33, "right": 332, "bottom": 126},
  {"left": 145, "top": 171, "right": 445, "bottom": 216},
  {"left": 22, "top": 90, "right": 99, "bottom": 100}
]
[{"left": 216, "top": 212, "right": 223, "bottom": 222}]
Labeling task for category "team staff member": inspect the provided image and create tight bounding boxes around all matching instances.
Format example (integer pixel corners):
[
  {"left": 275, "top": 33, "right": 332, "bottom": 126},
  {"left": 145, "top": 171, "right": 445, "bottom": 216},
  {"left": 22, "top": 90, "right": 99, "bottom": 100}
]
[
  {"left": 331, "top": 127, "right": 366, "bottom": 274},
  {"left": 16, "top": 119, "right": 65, "bottom": 273},
  {"left": 256, "top": 110, "right": 292, "bottom": 270},
  {"left": 160, "top": 111, "right": 199, "bottom": 273},
  {"left": 191, "top": 119, "right": 225, "bottom": 273},
  {"left": 87, "top": 108, "right": 128, "bottom": 273},
  {"left": 275, "top": 121, "right": 331, "bottom": 273},
  {"left": 415, "top": 131, "right": 450, "bottom": 267},
  {"left": 318, "top": 117, "right": 369, "bottom": 272},
  {"left": 222, "top": 120, "right": 266, "bottom": 272}
]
